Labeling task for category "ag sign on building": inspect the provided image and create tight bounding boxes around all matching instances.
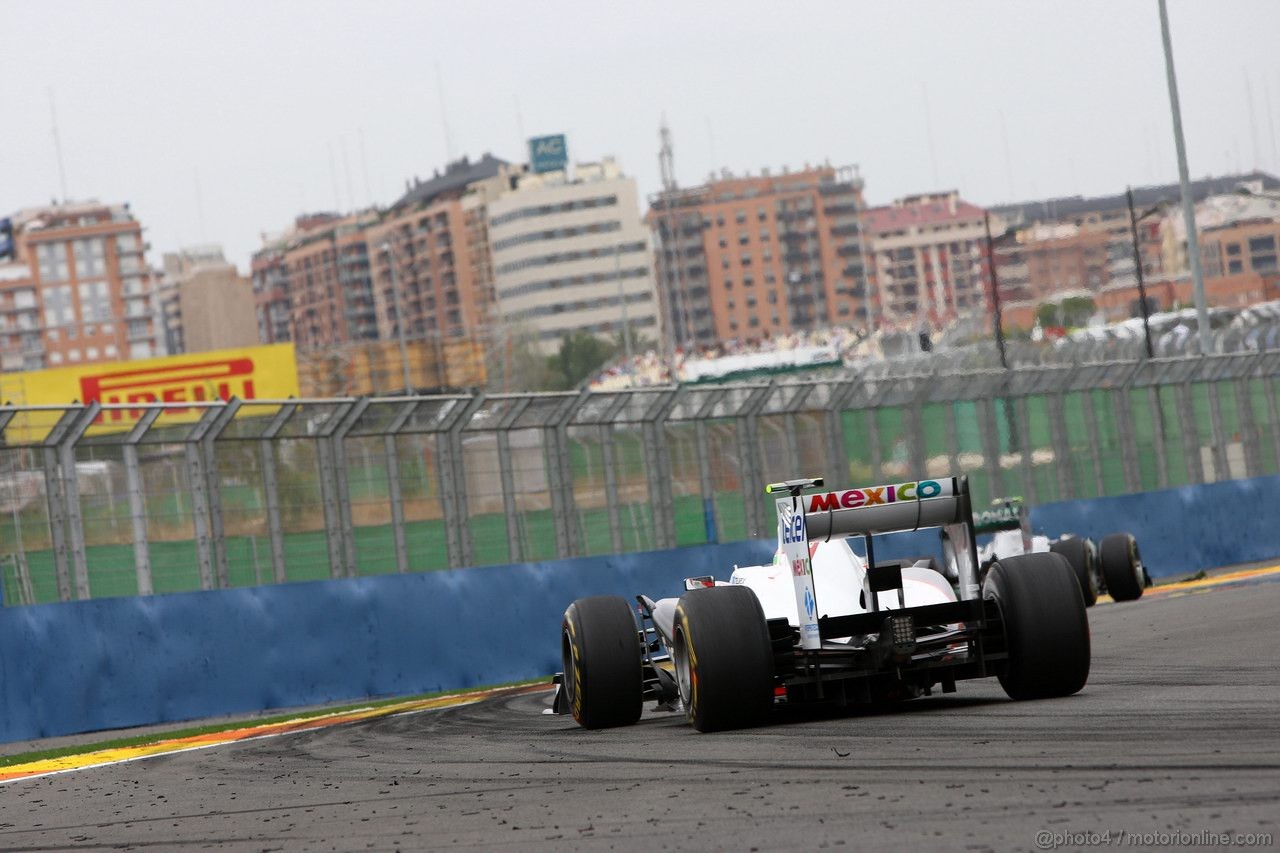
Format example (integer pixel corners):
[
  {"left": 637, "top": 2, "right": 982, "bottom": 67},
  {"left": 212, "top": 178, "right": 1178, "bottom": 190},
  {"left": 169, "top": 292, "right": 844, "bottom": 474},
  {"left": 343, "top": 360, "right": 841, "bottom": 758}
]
[
  {"left": 528, "top": 134, "right": 568, "bottom": 174},
  {"left": 1, "top": 343, "right": 300, "bottom": 440}
]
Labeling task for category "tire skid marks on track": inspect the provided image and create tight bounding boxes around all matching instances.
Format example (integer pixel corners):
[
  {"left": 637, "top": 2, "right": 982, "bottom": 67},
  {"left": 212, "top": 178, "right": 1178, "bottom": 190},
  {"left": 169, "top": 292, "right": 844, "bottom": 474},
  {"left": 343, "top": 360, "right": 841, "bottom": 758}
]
[{"left": 0, "top": 684, "right": 545, "bottom": 786}]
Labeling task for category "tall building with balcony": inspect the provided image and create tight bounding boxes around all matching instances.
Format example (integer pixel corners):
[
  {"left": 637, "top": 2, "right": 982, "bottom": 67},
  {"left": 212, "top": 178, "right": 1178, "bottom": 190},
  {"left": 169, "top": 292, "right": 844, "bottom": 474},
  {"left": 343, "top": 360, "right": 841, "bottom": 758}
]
[
  {"left": 283, "top": 211, "right": 380, "bottom": 350},
  {"left": 863, "top": 191, "right": 993, "bottom": 330},
  {"left": 489, "top": 156, "right": 658, "bottom": 352},
  {"left": 649, "top": 163, "right": 868, "bottom": 349},
  {"left": 364, "top": 153, "right": 514, "bottom": 348},
  {"left": 0, "top": 201, "right": 160, "bottom": 373}
]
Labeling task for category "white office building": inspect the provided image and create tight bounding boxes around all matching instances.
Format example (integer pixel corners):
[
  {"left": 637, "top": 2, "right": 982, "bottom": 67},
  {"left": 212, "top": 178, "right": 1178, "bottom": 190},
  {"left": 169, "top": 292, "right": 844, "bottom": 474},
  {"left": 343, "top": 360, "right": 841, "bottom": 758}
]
[{"left": 487, "top": 157, "right": 658, "bottom": 352}]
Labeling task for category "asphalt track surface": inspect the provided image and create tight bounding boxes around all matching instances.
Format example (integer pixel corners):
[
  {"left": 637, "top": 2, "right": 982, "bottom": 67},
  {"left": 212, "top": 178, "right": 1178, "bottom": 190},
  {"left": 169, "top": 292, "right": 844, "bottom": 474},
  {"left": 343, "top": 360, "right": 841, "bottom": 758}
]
[{"left": 3, "top": 576, "right": 1278, "bottom": 852}]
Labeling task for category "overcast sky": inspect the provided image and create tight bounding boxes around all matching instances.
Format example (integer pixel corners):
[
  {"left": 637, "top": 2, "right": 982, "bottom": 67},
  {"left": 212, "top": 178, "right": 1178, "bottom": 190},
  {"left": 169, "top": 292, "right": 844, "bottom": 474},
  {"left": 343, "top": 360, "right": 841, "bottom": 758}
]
[{"left": 5, "top": 0, "right": 1280, "bottom": 272}]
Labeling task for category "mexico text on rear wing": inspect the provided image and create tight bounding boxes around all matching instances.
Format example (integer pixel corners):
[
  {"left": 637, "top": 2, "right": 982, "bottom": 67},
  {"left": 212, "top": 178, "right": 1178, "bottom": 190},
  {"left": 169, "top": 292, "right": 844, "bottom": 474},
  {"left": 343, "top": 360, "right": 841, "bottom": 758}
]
[{"left": 801, "top": 477, "right": 967, "bottom": 539}]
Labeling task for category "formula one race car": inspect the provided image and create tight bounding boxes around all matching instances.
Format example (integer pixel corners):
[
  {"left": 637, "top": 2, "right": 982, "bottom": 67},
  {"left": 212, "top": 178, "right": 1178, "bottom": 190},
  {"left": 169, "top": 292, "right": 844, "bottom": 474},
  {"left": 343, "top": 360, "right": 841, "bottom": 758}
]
[
  {"left": 965, "top": 497, "right": 1151, "bottom": 606},
  {"left": 553, "top": 475, "right": 1091, "bottom": 732}
]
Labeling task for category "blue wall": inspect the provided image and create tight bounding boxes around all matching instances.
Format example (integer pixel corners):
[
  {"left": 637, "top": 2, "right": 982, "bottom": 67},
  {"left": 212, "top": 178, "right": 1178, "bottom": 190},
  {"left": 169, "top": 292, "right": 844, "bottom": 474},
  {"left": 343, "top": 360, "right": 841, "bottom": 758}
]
[
  {"left": 1029, "top": 475, "right": 1280, "bottom": 578},
  {"left": 5, "top": 475, "right": 1280, "bottom": 745},
  {"left": 0, "top": 540, "right": 774, "bottom": 744}
]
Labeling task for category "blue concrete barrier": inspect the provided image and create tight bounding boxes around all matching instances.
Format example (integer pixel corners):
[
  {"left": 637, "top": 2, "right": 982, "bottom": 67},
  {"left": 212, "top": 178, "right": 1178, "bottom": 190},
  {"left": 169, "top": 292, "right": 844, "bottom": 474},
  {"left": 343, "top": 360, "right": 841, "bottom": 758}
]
[
  {"left": 5, "top": 475, "right": 1280, "bottom": 745},
  {"left": 0, "top": 539, "right": 774, "bottom": 744},
  {"left": 1029, "top": 474, "right": 1280, "bottom": 578}
]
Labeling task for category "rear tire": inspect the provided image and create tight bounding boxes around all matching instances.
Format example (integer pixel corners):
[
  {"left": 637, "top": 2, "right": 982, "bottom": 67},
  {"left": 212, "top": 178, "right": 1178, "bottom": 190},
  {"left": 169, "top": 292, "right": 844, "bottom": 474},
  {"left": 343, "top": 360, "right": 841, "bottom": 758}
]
[
  {"left": 983, "top": 553, "right": 1090, "bottom": 700},
  {"left": 1050, "top": 536, "right": 1099, "bottom": 607},
  {"left": 673, "top": 586, "right": 774, "bottom": 732},
  {"left": 1099, "top": 533, "right": 1145, "bottom": 602},
  {"left": 561, "top": 596, "right": 643, "bottom": 729}
]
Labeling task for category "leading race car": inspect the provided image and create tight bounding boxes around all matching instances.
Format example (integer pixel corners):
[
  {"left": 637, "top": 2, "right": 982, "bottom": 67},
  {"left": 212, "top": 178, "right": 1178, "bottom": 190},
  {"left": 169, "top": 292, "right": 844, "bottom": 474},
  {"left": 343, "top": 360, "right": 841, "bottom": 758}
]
[
  {"left": 964, "top": 496, "right": 1151, "bottom": 606},
  {"left": 552, "top": 475, "right": 1092, "bottom": 732}
]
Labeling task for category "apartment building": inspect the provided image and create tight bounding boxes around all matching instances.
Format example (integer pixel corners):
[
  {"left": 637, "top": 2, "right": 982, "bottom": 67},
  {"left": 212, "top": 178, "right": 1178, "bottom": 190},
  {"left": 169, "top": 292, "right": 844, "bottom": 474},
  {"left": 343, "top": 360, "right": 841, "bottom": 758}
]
[
  {"left": 489, "top": 156, "right": 658, "bottom": 351},
  {"left": 283, "top": 210, "right": 380, "bottom": 350},
  {"left": 1160, "top": 191, "right": 1280, "bottom": 280},
  {"left": 157, "top": 245, "right": 257, "bottom": 354},
  {"left": 649, "top": 163, "right": 868, "bottom": 349},
  {"left": 0, "top": 201, "right": 160, "bottom": 373},
  {"left": 990, "top": 171, "right": 1280, "bottom": 307},
  {"left": 863, "top": 191, "right": 991, "bottom": 329},
  {"left": 365, "top": 153, "right": 514, "bottom": 346}
]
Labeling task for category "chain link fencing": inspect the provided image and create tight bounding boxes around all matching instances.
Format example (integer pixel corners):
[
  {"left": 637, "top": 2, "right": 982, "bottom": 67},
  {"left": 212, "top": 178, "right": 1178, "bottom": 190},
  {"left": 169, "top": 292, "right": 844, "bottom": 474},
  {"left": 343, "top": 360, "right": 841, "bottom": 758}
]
[{"left": 5, "top": 350, "right": 1280, "bottom": 605}]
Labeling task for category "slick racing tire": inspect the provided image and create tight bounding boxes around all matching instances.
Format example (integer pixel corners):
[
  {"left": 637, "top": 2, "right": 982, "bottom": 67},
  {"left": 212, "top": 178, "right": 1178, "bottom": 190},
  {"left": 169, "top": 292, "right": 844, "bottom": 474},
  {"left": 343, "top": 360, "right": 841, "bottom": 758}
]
[
  {"left": 1050, "top": 536, "right": 1099, "bottom": 607},
  {"left": 984, "top": 553, "right": 1090, "bottom": 701},
  {"left": 1100, "top": 532, "right": 1145, "bottom": 602},
  {"left": 561, "top": 596, "right": 643, "bottom": 729},
  {"left": 673, "top": 586, "right": 773, "bottom": 733}
]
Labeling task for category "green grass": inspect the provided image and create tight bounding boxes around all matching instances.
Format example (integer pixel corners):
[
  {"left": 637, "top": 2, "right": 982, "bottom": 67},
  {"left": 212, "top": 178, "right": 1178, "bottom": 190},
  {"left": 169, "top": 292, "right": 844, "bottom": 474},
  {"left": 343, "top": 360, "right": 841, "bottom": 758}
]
[{"left": 0, "top": 676, "right": 548, "bottom": 769}]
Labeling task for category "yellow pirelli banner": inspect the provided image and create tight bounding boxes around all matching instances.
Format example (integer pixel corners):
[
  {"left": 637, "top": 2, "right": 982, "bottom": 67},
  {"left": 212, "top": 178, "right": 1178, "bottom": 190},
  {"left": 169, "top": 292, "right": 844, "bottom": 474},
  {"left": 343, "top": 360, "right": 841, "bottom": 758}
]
[{"left": 2, "top": 343, "right": 299, "bottom": 441}]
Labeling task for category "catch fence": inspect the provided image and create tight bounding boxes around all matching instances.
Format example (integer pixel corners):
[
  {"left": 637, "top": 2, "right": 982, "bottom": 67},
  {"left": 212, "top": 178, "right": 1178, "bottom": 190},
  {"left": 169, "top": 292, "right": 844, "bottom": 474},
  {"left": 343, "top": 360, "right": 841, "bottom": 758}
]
[{"left": 4, "top": 351, "right": 1280, "bottom": 605}]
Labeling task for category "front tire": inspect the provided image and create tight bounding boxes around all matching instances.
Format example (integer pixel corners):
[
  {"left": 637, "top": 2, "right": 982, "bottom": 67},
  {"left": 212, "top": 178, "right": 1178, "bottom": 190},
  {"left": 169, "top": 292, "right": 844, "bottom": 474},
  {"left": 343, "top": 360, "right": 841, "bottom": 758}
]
[
  {"left": 1099, "top": 533, "right": 1145, "bottom": 602},
  {"left": 673, "top": 586, "right": 774, "bottom": 732},
  {"left": 984, "top": 553, "right": 1090, "bottom": 700},
  {"left": 561, "top": 596, "right": 643, "bottom": 729},
  {"left": 1050, "top": 536, "right": 1099, "bottom": 607}
]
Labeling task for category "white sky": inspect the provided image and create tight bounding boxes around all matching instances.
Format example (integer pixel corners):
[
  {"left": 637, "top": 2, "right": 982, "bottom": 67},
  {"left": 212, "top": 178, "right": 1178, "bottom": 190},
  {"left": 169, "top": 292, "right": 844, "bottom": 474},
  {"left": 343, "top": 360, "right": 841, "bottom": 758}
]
[{"left": 4, "top": 0, "right": 1280, "bottom": 272}]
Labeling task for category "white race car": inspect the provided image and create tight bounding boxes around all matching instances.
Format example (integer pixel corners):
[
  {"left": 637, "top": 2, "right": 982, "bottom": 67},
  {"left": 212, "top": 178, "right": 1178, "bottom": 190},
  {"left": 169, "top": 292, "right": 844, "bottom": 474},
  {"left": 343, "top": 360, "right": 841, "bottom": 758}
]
[
  {"left": 965, "top": 497, "right": 1150, "bottom": 606},
  {"left": 553, "top": 475, "right": 1092, "bottom": 732}
]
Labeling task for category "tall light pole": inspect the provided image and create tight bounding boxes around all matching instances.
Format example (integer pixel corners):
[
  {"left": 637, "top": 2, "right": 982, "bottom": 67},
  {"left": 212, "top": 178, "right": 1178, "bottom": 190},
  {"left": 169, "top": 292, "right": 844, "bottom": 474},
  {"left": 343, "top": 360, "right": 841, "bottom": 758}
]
[
  {"left": 381, "top": 242, "right": 413, "bottom": 392},
  {"left": 1125, "top": 187, "right": 1165, "bottom": 359},
  {"left": 615, "top": 240, "right": 634, "bottom": 385},
  {"left": 1158, "top": 0, "right": 1211, "bottom": 355},
  {"left": 983, "top": 211, "right": 1010, "bottom": 371}
]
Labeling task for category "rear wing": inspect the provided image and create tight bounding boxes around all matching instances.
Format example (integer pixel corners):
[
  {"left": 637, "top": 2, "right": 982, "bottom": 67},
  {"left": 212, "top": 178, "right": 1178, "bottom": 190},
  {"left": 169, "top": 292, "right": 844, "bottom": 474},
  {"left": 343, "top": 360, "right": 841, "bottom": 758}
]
[
  {"left": 801, "top": 477, "right": 966, "bottom": 539},
  {"left": 771, "top": 476, "right": 981, "bottom": 650},
  {"left": 972, "top": 496, "right": 1026, "bottom": 536}
]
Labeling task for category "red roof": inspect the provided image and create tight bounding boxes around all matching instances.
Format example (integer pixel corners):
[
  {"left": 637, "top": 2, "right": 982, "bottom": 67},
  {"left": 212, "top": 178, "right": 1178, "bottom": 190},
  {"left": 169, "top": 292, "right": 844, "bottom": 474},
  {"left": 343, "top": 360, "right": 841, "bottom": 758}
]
[{"left": 863, "top": 198, "right": 987, "bottom": 234}]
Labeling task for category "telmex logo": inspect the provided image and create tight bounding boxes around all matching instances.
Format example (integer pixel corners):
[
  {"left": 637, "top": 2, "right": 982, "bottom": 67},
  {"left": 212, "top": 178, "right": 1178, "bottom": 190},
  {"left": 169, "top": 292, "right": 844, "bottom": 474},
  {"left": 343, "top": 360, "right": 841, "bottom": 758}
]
[
  {"left": 80, "top": 358, "right": 257, "bottom": 423},
  {"left": 807, "top": 479, "right": 946, "bottom": 513}
]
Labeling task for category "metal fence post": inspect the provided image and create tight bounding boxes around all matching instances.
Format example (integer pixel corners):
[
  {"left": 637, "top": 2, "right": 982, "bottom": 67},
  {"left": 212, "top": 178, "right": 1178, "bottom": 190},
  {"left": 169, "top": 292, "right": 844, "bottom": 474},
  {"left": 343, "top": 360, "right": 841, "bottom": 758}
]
[
  {"left": 185, "top": 406, "right": 223, "bottom": 590},
  {"left": 1112, "top": 387, "right": 1141, "bottom": 494},
  {"left": 1079, "top": 390, "right": 1106, "bottom": 496},
  {"left": 1176, "top": 381, "right": 1204, "bottom": 484},
  {"left": 331, "top": 399, "right": 368, "bottom": 578},
  {"left": 39, "top": 409, "right": 82, "bottom": 601},
  {"left": 437, "top": 394, "right": 484, "bottom": 569},
  {"left": 200, "top": 399, "right": 242, "bottom": 588},
  {"left": 691, "top": 390, "right": 727, "bottom": 544},
  {"left": 975, "top": 396, "right": 1004, "bottom": 498},
  {"left": 1046, "top": 392, "right": 1073, "bottom": 500},
  {"left": 1235, "top": 372, "right": 1261, "bottom": 478},
  {"left": 493, "top": 398, "right": 532, "bottom": 562},
  {"left": 1206, "top": 381, "right": 1231, "bottom": 481},
  {"left": 259, "top": 402, "right": 299, "bottom": 583},
  {"left": 383, "top": 401, "right": 420, "bottom": 573},
  {"left": 57, "top": 402, "right": 100, "bottom": 600},
  {"left": 823, "top": 381, "right": 856, "bottom": 483},
  {"left": 597, "top": 394, "right": 633, "bottom": 554},
  {"left": 737, "top": 384, "right": 774, "bottom": 539},
  {"left": 1013, "top": 395, "right": 1038, "bottom": 503},
  {"left": 1148, "top": 386, "right": 1170, "bottom": 489},
  {"left": 547, "top": 390, "right": 589, "bottom": 557},
  {"left": 315, "top": 401, "right": 356, "bottom": 579},
  {"left": 906, "top": 398, "right": 928, "bottom": 478},
  {"left": 122, "top": 407, "right": 163, "bottom": 596},
  {"left": 641, "top": 389, "right": 682, "bottom": 550}
]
